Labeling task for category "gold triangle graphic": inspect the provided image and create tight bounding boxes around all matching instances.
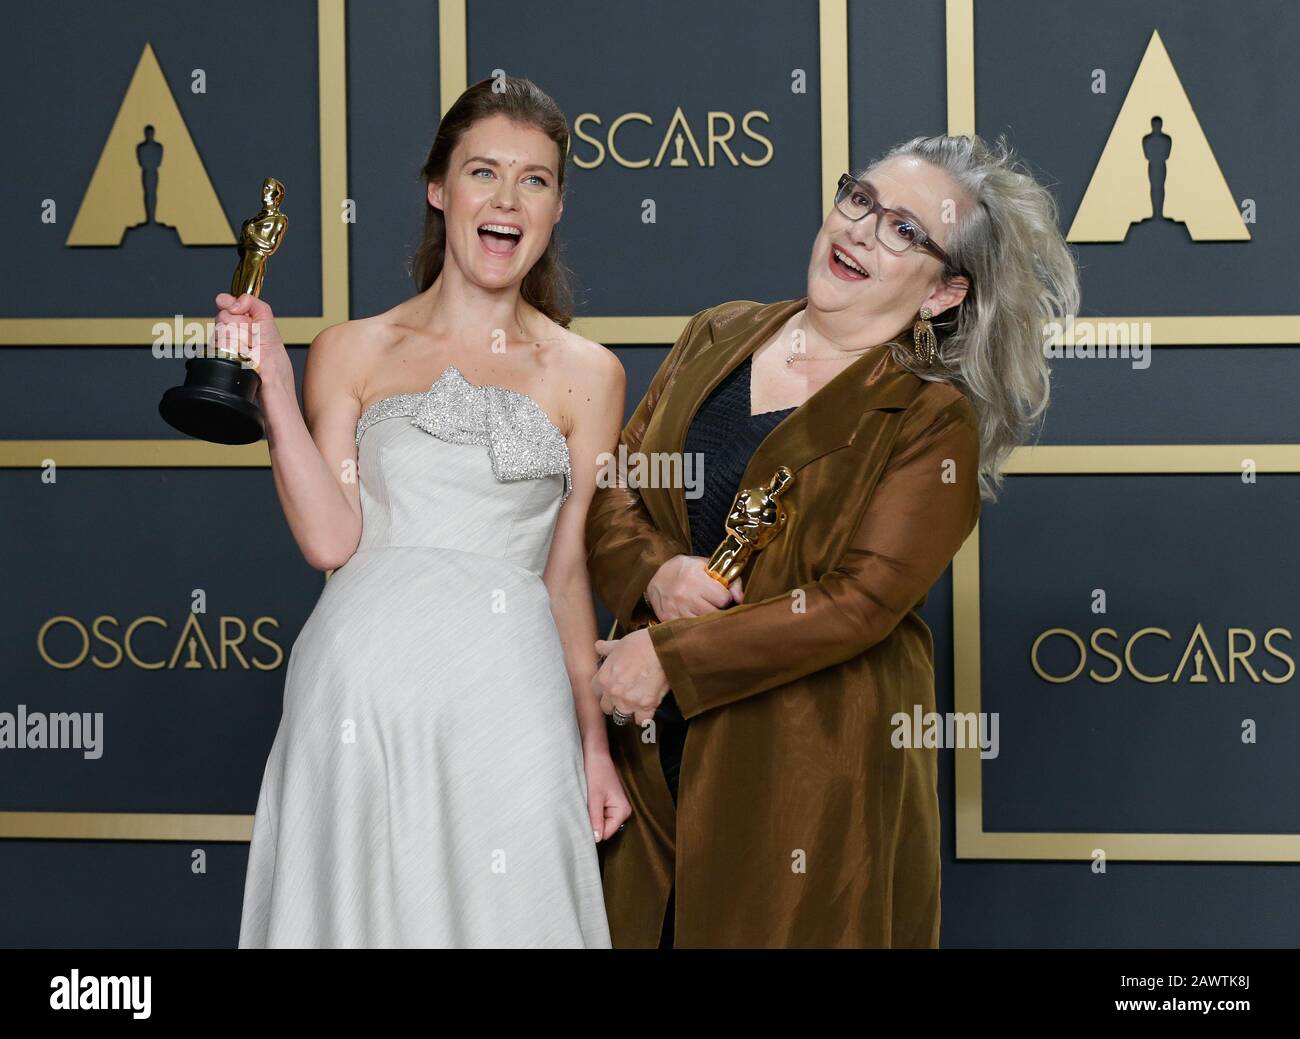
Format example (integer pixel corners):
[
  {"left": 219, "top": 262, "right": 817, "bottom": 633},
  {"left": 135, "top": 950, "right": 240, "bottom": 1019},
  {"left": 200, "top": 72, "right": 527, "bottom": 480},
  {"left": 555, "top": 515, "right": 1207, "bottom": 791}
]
[
  {"left": 1067, "top": 29, "right": 1248, "bottom": 242},
  {"left": 67, "top": 42, "right": 234, "bottom": 246}
]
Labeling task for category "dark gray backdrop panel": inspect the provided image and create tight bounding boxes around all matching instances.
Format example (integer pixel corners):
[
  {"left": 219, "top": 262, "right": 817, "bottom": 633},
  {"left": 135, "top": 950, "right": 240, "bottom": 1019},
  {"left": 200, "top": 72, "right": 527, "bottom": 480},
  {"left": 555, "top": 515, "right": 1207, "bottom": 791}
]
[
  {"left": 468, "top": 0, "right": 822, "bottom": 316},
  {"left": 980, "top": 473, "right": 1299, "bottom": 832},
  {"left": 976, "top": 0, "right": 1298, "bottom": 318},
  {"left": 0, "top": 0, "right": 323, "bottom": 317}
]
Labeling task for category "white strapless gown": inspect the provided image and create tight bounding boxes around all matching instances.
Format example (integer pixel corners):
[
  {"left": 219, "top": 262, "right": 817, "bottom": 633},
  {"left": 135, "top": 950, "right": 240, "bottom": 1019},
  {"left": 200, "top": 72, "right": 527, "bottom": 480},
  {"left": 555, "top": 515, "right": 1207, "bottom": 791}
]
[{"left": 238, "top": 366, "right": 611, "bottom": 948}]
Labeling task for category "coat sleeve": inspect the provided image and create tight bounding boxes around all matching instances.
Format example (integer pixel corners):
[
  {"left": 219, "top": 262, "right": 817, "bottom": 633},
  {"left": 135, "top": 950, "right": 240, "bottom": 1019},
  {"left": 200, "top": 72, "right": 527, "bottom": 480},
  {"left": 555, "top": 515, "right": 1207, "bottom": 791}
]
[
  {"left": 649, "top": 392, "right": 983, "bottom": 719},
  {"left": 584, "top": 307, "right": 712, "bottom": 631}
]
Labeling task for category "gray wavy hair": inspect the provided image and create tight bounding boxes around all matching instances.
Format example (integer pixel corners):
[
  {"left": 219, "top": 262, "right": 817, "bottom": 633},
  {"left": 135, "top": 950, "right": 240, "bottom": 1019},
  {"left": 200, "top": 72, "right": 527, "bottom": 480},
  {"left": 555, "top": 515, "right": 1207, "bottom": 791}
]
[{"left": 868, "top": 133, "right": 1081, "bottom": 502}]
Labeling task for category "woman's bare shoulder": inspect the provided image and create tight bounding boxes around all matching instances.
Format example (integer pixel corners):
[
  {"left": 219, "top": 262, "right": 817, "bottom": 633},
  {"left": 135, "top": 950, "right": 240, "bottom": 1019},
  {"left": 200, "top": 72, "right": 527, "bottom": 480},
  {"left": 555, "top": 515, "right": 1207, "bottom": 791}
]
[
  {"left": 529, "top": 319, "right": 624, "bottom": 435},
  {"left": 307, "top": 315, "right": 378, "bottom": 356},
  {"left": 562, "top": 324, "right": 623, "bottom": 382},
  {"left": 521, "top": 312, "right": 620, "bottom": 390},
  {"left": 310, "top": 301, "right": 424, "bottom": 381},
  {"left": 302, "top": 311, "right": 405, "bottom": 420}
]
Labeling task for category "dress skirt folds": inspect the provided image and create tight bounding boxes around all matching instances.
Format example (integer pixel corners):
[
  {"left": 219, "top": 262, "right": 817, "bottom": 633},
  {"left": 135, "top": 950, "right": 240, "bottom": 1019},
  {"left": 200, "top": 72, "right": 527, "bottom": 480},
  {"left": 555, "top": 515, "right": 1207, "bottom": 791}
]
[{"left": 239, "top": 367, "right": 611, "bottom": 948}]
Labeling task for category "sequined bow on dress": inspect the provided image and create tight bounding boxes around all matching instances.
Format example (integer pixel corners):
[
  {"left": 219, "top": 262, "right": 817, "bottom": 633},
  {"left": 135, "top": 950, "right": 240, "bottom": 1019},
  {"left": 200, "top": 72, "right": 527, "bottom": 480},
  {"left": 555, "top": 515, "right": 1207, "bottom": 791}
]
[{"left": 354, "top": 365, "right": 572, "bottom": 505}]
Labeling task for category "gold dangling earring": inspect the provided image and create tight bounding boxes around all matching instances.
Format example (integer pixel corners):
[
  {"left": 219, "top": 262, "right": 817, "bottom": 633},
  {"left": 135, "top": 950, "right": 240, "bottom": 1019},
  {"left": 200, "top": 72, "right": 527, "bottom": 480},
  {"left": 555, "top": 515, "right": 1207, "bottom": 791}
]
[{"left": 912, "top": 306, "right": 937, "bottom": 367}]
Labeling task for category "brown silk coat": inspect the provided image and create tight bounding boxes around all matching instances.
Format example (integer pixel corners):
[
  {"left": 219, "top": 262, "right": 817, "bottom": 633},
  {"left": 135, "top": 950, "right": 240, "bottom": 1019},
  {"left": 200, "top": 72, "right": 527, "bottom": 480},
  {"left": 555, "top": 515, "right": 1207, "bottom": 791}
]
[{"left": 584, "top": 297, "right": 983, "bottom": 948}]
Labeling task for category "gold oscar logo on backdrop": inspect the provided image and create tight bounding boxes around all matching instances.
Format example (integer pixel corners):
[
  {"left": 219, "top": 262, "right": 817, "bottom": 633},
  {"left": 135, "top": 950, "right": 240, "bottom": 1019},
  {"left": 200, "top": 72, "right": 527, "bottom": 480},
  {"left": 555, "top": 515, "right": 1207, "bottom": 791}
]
[
  {"left": 571, "top": 108, "right": 774, "bottom": 169},
  {"left": 36, "top": 613, "right": 285, "bottom": 671},
  {"left": 66, "top": 42, "right": 233, "bottom": 246},
  {"left": 1067, "top": 29, "right": 1249, "bottom": 243},
  {"left": 1030, "top": 624, "right": 1294, "bottom": 685}
]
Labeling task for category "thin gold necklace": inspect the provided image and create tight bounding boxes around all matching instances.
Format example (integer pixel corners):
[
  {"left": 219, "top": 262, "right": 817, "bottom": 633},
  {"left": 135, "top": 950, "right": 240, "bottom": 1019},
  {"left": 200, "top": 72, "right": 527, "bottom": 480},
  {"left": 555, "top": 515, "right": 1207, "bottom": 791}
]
[{"left": 783, "top": 316, "right": 876, "bottom": 366}]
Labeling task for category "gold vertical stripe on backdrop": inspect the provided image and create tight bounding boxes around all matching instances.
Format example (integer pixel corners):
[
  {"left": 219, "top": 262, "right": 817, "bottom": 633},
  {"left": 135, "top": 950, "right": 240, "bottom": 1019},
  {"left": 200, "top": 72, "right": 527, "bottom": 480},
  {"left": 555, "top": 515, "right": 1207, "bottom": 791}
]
[
  {"left": 819, "top": 0, "right": 849, "bottom": 214},
  {"left": 439, "top": 0, "right": 468, "bottom": 116},
  {"left": 945, "top": 0, "right": 975, "bottom": 136},
  {"left": 319, "top": 0, "right": 350, "bottom": 327},
  {"left": 951, "top": 524, "right": 983, "bottom": 860}
]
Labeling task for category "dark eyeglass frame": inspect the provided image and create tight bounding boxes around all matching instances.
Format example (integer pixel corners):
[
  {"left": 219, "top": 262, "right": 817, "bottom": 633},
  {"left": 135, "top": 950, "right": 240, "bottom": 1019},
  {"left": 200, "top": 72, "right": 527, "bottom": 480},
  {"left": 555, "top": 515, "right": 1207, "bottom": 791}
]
[{"left": 834, "top": 173, "right": 963, "bottom": 278}]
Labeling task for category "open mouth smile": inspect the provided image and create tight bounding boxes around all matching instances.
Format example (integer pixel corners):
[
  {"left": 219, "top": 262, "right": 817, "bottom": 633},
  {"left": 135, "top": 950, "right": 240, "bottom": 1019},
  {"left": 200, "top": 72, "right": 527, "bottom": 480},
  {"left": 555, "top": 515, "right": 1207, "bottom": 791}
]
[
  {"left": 477, "top": 222, "right": 523, "bottom": 257},
  {"left": 829, "top": 244, "right": 870, "bottom": 281}
]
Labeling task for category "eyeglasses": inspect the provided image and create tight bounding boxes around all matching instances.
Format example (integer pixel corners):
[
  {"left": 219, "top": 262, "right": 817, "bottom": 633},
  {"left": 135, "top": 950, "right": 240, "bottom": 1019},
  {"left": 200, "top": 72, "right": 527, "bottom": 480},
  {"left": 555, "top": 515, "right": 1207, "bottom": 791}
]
[{"left": 833, "top": 173, "right": 956, "bottom": 273}]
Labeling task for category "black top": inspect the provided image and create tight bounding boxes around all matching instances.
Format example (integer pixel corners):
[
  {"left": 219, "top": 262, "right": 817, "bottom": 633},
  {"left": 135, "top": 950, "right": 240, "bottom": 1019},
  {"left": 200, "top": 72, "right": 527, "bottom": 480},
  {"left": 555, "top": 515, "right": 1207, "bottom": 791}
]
[{"left": 656, "top": 354, "right": 795, "bottom": 726}]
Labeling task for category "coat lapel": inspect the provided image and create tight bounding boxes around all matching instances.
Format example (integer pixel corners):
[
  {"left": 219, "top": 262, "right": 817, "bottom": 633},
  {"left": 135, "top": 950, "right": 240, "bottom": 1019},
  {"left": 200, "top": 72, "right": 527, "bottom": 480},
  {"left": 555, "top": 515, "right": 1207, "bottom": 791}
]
[{"left": 650, "top": 297, "right": 924, "bottom": 550}]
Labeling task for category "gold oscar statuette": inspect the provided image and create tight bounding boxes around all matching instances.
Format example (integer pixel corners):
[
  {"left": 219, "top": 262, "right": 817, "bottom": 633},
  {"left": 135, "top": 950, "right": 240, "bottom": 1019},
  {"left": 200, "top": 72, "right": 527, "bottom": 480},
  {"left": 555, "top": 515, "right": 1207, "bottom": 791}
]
[
  {"left": 705, "top": 465, "right": 795, "bottom": 587},
  {"left": 604, "top": 466, "right": 795, "bottom": 644},
  {"left": 159, "top": 177, "right": 288, "bottom": 445}
]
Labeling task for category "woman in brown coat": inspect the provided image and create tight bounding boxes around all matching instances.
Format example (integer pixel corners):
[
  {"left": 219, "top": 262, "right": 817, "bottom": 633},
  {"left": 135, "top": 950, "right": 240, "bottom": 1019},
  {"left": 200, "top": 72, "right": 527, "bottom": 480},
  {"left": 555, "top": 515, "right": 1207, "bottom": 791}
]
[{"left": 585, "top": 134, "right": 1080, "bottom": 948}]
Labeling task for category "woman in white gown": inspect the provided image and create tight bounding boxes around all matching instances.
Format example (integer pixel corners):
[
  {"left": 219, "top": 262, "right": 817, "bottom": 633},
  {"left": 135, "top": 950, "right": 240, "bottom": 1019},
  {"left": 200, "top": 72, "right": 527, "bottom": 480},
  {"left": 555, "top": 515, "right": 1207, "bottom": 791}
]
[{"left": 227, "top": 77, "right": 628, "bottom": 947}]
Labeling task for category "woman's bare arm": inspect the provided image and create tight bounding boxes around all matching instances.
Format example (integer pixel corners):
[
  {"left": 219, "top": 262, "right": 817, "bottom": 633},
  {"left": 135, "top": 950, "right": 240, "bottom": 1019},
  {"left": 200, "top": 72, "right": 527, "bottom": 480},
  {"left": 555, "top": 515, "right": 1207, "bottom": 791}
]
[
  {"left": 262, "top": 321, "right": 370, "bottom": 571},
  {"left": 542, "top": 343, "right": 627, "bottom": 760}
]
